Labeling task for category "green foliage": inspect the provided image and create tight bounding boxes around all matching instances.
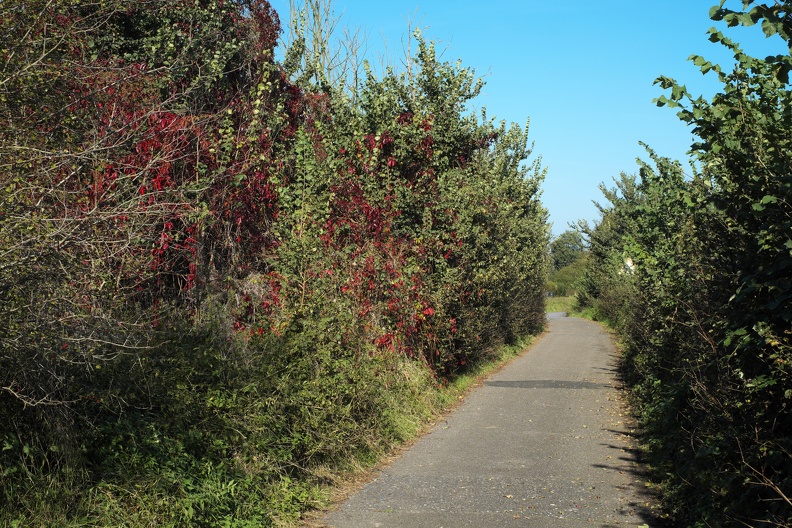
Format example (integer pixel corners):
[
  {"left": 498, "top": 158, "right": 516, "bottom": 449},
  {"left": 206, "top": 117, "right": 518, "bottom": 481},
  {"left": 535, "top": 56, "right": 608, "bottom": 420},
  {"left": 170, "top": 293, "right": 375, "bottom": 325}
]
[
  {"left": 575, "top": 171, "right": 643, "bottom": 329},
  {"left": 267, "top": 35, "right": 548, "bottom": 375},
  {"left": 547, "top": 229, "right": 587, "bottom": 297},
  {"left": 584, "top": 3, "right": 792, "bottom": 525},
  {"left": 549, "top": 229, "right": 586, "bottom": 271},
  {"left": 0, "top": 1, "right": 549, "bottom": 525},
  {"left": 547, "top": 255, "right": 588, "bottom": 297}
]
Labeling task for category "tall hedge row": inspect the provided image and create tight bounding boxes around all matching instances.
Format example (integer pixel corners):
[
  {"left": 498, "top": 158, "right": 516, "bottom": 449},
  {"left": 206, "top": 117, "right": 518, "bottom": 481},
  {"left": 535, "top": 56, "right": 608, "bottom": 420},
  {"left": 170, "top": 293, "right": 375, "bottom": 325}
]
[
  {"left": 0, "top": 0, "right": 548, "bottom": 525},
  {"left": 579, "top": 2, "right": 791, "bottom": 526}
]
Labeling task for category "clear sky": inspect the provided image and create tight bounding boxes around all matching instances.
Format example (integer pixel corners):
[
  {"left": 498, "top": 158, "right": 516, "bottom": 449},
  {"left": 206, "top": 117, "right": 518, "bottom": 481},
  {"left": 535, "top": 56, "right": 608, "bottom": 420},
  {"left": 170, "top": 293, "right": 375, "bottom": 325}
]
[{"left": 267, "top": 0, "right": 787, "bottom": 237}]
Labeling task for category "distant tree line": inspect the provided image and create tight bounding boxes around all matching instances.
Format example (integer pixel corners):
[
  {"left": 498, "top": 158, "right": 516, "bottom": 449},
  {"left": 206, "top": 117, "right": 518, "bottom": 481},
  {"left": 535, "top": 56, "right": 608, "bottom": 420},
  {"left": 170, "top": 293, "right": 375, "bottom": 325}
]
[{"left": 547, "top": 229, "right": 587, "bottom": 297}]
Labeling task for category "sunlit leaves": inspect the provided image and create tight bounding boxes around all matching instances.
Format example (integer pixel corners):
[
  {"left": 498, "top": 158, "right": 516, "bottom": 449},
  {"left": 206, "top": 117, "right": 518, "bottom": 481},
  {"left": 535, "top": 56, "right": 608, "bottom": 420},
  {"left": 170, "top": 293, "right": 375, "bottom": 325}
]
[
  {"left": 586, "top": 2, "right": 792, "bottom": 525},
  {"left": 1, "top": 1, "right": 552, "bottom": 524}
]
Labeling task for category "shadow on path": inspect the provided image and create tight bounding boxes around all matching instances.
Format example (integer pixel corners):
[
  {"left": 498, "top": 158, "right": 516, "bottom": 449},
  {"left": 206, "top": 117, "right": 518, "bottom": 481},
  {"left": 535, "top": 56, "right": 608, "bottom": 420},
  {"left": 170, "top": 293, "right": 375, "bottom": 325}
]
[
  {"left": 318, "top": 317, "right": 671, "bottom": 528},
  {"left": 485, "top": 379, "right": 611, "bottom": 390}
]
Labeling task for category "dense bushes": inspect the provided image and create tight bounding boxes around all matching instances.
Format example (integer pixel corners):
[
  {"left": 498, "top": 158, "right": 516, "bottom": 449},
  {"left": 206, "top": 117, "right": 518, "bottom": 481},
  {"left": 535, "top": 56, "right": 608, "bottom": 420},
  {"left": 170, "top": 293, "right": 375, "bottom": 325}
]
[
  {"left": 579, "top": 2, "right": 791, "bottom": 525},
  {"left": 0, "top": 0, "right": 548, "bottom": 525}
]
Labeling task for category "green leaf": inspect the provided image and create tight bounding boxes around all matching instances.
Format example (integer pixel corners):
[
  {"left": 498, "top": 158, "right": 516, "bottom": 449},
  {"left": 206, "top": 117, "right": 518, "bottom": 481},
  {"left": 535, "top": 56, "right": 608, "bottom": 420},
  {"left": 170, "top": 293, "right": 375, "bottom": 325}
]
[
  {"left": 752, "top": 196, "right": 776, "bottom": 211},
  {"left": 761, "top": 18, "right": 778, "bottom": 38},
  {"left": 746, "top": 375, "right": 777, "bottom": 389},
  {"left": 739, "top": 12, "right": 757, "bottom": 27},
  {"left": 724, "top": 13, "right": 740, "bottom": 27}
]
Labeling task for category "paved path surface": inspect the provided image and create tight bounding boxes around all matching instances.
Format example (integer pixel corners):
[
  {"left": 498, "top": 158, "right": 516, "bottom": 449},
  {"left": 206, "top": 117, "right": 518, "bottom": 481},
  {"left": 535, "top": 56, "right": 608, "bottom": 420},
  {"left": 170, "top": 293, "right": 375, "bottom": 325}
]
[{"left": 318, "top": 315, "right": 662, "bottom": 528}]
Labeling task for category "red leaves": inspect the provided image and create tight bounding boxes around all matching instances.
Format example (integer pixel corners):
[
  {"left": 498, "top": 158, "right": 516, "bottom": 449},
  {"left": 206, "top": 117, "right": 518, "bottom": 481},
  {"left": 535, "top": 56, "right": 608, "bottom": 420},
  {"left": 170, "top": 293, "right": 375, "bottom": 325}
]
[
  {"left": 420, "top": 135, "right": 434, "bottom": 158},
  {"left": 379, "top": 131, "right": 394, "bottom": 149},
  {"left": 375, "top": 332, "right": 396, "bottom": 351},
  {"left": 397, "top": 112, "right": 414, "bottom": 126},
  {"left": 421, "top": 116, "right": 434, "bottom": 132},
  {"left": 324, "top": 179, "right": 393, "bottom": 247},
  {"left": 247, "top": 0, "right": 281, "bottom": 55}
]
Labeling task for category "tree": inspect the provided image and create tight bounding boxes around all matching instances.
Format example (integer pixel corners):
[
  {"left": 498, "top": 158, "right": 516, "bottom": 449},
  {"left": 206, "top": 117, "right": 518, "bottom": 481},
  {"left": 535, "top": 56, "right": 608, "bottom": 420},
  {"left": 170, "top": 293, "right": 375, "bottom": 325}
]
[
  {"left": 1, "top": 1, "right": 294, "bottom": 523},
  {"left": 549, "top": 229, "right": 586, "bottom": 271},
  {"left": 280, "top": 0, "right": 368, "bottom": 96}
]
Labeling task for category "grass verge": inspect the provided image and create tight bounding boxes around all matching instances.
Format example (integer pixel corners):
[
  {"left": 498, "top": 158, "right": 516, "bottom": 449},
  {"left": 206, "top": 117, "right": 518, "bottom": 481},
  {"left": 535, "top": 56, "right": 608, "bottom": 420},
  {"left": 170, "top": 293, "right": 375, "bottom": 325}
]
[{"left": 545, "top": 295, "right": 577, "bottom": 314}]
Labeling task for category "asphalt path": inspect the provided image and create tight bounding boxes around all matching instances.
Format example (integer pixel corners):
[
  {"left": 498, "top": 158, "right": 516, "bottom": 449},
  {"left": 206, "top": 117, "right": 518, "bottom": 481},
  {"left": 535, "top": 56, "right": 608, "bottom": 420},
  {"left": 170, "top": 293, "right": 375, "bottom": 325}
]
[{"left": 317, "top": 314, "right": 664, "bottom": 528}]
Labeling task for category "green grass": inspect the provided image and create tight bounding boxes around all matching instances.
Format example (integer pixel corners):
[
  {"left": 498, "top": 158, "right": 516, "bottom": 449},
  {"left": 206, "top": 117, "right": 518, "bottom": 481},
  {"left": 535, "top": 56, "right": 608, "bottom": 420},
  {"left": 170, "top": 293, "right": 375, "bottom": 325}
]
[{"left": 545, "top": 295, "right": 576, "bottom": 314}]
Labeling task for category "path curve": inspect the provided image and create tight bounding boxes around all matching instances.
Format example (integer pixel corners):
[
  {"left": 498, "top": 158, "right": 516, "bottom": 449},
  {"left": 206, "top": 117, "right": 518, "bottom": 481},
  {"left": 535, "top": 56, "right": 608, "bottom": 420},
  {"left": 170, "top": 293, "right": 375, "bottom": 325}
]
[{"left": 318, "top": 316, "right": 662, "bottom": 527}]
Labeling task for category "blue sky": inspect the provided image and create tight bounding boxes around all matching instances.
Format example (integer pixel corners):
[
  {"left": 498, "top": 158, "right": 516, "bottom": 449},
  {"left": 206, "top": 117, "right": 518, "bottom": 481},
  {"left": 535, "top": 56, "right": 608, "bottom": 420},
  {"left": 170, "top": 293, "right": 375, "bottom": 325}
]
[{"left": 268, "top": 1, "right": 787, "bottom": 237}]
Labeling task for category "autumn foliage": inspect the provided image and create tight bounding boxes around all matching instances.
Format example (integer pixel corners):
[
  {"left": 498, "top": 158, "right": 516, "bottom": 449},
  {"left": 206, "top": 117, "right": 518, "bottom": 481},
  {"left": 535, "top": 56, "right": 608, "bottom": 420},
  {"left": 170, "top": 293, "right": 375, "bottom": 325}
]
[{"left": 0, "top": 1, "right": 548, "bottom": 524}]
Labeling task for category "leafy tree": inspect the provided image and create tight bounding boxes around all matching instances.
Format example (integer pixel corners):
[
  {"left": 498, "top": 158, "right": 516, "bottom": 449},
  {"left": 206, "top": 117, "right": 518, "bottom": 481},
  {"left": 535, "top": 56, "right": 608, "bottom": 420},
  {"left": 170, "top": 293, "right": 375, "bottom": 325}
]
[
  {"left": 0, "top": 1, "right": 298, "bottom": 524},
  {"left": 268, "top": 34, "right": 548, "bottom": 374},
  {"left": 547, "top": 229, "right": 587, "bottom": 296},
  {"left": 549, "top": 229, "right": 586, "bottom": 271},
  {"left": 280, "top": 0, "right": 368, "bottom": 95}
]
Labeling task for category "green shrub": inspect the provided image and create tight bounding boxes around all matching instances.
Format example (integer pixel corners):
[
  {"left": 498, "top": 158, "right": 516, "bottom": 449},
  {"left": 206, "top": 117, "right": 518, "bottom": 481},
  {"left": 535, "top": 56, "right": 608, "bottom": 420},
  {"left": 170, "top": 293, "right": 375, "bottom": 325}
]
[{"left": 581, "top": 4, "right": 792, "bottom": 524}]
